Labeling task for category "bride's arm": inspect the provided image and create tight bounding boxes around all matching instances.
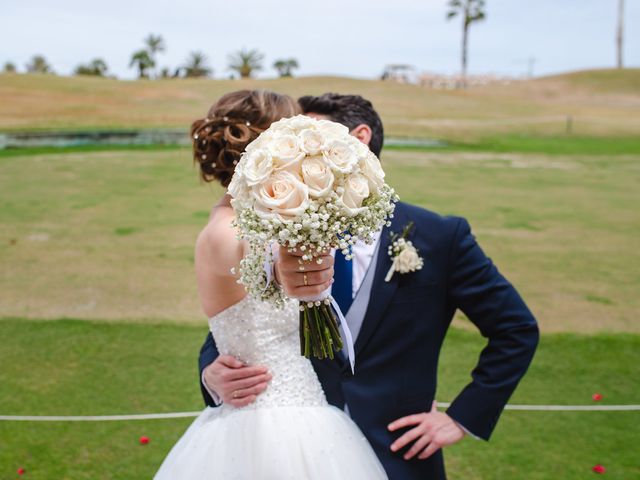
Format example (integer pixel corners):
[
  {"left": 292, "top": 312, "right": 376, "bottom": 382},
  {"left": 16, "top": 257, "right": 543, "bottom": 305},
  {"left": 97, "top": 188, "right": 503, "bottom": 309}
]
[{"left": 195, "top": 206, "right": 271, "bottom": 407}]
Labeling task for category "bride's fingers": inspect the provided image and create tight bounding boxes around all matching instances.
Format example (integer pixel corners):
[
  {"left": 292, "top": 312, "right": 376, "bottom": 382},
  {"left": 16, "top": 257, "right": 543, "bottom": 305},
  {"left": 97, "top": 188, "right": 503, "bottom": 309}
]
[
  {"left": 290, "top": 279, "right": 334, "bottom": 299},
  {"left": 298, "top": 269, "right": 333, "bottom": 287},
  {"left": 390, "top": 425, "right": 424, "bottom": 453}
]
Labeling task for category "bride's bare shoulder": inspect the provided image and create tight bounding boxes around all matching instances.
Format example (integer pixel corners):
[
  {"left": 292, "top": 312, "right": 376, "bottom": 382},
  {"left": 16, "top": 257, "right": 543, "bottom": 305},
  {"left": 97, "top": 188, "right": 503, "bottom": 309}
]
[{"left": 195, "top": 205, "right": 242, "bottom": 270}]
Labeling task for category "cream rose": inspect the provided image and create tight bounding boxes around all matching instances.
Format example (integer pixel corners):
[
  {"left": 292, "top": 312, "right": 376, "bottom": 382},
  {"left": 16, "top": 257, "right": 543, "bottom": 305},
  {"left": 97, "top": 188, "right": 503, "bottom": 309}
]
[
  {"left": 243, "top": 148, "right": 273, "bottom": 186},
  {"left": 301, "top": 156, "right": 335, "bottom": 198},
  {"left": 358, "top": 151, "right": 385, "bottom": 191},
  {"left": 245, "top": 131, "right": 274, "bottom": 152},
  {"left": 395, "top": 244, "right": 423, "bottom": 273},
  {"left": 323, "top": 140, "right": 359, "bottom": 174},
  {"left": 316, "top": 119, "right": 350, "bottom": 138},
  {"left": 339, "top": 173, "right": 370, "bottom": 216},
  {"left": 270, "top": 134, "right": 305, "bottom": 172},
  {"left": 287, "top": 114, "right": 316, "bottom": 132},
  {"left": 253, "top": 170, "right": 310, "bottom": 220},
  {"left": 298, "top": 128, "right": 324, "bottom": 155}
]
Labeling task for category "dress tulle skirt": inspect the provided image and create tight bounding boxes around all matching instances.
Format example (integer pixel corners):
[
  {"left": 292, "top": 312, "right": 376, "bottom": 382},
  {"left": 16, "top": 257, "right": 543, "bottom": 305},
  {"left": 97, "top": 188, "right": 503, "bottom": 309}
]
[{"left": 154, "top": 405, "right": 388, "bottom": 479}]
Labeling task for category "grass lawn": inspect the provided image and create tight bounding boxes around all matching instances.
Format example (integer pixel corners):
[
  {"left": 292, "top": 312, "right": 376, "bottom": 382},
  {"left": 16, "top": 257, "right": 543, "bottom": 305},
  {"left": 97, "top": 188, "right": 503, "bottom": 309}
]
[
  {"left": 1, "top": 70, "right": 639, "bottom": 479},
  {"left": 0, "top": 319, "right": 638, "bottom": 480},
  {"left": 1, "top": 142, "right": 638, "bottom": 332}
]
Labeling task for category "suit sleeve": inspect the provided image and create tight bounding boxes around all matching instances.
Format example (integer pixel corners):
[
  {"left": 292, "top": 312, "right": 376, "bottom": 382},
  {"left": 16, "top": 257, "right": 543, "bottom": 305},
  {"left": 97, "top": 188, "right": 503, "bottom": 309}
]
[
  {"left": 445, "top": 217, "right": 539, "bottom": 440},
  {"left": 199, "top": 332, "right": 221, "bottom": 407}
]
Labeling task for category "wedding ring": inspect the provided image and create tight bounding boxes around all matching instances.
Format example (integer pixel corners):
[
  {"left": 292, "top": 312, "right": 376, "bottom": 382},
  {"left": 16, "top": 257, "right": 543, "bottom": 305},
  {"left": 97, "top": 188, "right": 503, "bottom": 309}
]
[{"left": 303, "top": 272, "right": 309, "bottom": 286}]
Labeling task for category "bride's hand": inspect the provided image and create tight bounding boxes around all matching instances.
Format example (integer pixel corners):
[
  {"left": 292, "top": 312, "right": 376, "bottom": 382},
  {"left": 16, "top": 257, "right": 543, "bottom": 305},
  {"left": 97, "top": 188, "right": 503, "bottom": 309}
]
[
  {"left": 388, "top": 401, "right": 465, "bottom": 460},
  {"left": 203, "top": 355, "right": 272, "bottom": 408},
  {"left": 274, "top": 246, "right": 334, "bottom": 299}
]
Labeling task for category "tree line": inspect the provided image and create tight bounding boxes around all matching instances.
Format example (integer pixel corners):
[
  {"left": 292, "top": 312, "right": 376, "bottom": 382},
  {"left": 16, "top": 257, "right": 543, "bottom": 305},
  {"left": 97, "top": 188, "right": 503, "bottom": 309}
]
[
  {"left": 2, "top": 33, "right": 298, "bottom": 80},
  {"left": 1, "top": 1, "right": 628, "bottom": 86}
]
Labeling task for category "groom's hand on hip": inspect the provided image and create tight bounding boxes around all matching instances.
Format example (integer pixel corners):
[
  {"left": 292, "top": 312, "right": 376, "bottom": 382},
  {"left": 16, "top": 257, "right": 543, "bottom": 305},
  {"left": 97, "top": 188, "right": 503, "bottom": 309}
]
[
  {"left": 203, "top": 355, "right": 272, "bottom": 408},
  {"left": 274, "top": 245, "right": 334, "bottom": 299},
  {"left": 388, "top": 401, "right": 465, "bottom": 461}
]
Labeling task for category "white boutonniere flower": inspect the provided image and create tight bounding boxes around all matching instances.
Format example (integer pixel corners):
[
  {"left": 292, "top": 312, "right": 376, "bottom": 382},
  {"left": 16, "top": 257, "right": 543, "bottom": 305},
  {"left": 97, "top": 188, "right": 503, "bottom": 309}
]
[{"left": 385, "top": 222, "right": 424, "bottom": 282}]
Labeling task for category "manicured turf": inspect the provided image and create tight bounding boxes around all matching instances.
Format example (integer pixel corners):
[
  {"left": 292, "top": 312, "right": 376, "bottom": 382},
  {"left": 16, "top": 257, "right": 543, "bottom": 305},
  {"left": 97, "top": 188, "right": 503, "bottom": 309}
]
[
  {"left": 2, "top": 146, "right": 638, "bottom": 332},
  {"left": 0, "top": 319, "right": 637, "bottom": 479}
]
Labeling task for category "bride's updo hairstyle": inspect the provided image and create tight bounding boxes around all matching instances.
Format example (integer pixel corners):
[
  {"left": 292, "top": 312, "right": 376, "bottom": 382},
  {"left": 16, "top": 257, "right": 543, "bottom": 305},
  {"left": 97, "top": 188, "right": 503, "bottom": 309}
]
[{"left": 191, "top": 90, "right": 300, "bottom": 186}]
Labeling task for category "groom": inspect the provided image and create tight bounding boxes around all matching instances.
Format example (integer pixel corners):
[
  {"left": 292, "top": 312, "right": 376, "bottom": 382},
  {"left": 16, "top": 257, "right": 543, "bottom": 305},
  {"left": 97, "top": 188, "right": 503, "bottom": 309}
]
[{"left": 199, "top": 93, "right": 539, "bottom": 479}]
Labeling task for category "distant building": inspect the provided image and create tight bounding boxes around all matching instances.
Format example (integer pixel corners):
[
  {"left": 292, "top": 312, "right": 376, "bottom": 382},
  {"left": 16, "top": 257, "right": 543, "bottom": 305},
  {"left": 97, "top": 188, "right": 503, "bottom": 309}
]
[
  {"left": 380, "top": 64, "right": 418, "bottom": 84},
  {"left": 417, "top": 73, "right": 516, "bottom": 89}
]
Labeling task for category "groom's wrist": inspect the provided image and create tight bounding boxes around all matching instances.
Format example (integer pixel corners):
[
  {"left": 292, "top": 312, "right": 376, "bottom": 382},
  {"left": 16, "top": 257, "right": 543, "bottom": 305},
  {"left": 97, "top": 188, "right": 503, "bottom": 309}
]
[
  {"left": 452, "top": 419, "right": 479, "bottom": 440},
  {"left": 201, "top": 371, "right": 222, "bottom": 406}
]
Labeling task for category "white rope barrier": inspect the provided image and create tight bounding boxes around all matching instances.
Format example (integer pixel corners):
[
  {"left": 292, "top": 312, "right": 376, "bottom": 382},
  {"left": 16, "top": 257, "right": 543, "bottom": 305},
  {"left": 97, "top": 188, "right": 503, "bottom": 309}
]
[{"left": 1, "top": 404, "right": 639, "bottom": 422}]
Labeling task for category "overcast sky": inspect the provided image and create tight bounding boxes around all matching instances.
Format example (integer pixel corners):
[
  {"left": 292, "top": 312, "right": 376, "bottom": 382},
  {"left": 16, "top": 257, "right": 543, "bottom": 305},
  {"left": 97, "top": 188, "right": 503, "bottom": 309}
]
[{"left": 1, "top": 0, "right": 638, "bottom": 79}]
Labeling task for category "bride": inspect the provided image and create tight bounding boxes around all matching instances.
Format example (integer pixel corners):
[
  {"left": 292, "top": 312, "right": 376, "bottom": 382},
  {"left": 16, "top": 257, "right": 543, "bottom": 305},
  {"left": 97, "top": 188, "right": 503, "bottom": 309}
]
[{"left": 154, "top": 89, "right": 387, "bottom": 479}]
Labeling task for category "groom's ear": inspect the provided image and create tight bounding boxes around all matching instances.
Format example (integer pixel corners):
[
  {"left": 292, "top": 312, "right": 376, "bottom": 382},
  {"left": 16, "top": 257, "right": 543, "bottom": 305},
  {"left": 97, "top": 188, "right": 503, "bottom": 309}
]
[{"left": 350, "top": 124, "right": 372, "bottom": 147}]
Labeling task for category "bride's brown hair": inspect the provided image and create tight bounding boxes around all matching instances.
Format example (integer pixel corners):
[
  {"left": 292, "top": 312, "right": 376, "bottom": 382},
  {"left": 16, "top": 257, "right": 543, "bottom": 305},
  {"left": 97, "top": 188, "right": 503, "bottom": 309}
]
[{"left": 191, "top": 90, "right": 300, "bottom": 186}]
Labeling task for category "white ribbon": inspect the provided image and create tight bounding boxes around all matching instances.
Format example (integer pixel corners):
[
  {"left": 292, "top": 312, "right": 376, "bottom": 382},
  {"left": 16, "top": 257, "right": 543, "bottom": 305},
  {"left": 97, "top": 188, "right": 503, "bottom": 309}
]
[{"left": 330, "top": 297, "right": 356, "bottom": 374}]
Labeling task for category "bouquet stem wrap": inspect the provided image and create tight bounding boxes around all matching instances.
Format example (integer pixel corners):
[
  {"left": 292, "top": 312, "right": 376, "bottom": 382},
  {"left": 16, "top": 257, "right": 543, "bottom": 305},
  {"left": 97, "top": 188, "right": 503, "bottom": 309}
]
[{"left": 229, "top": 115, "right": 397, "bottom": 368}]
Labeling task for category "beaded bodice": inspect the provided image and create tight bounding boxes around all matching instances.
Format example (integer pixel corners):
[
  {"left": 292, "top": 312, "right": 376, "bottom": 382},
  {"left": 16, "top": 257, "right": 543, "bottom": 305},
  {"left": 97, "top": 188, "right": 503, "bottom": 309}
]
[{"left": 209, "top": 296, "right": 328, "bottom": 411}]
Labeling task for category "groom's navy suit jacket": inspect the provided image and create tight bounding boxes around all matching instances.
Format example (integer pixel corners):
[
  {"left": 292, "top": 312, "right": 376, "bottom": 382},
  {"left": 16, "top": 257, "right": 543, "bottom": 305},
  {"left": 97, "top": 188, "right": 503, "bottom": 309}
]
[{"left": 199, "top": 202, "right": 539, "bottom": 480}]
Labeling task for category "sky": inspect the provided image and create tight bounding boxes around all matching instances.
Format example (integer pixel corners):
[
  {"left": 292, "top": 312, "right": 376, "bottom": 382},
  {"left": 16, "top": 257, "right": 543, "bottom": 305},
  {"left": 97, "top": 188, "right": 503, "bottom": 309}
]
[{"left": 1, "top": 0, "right": 638, "bottom": 79}]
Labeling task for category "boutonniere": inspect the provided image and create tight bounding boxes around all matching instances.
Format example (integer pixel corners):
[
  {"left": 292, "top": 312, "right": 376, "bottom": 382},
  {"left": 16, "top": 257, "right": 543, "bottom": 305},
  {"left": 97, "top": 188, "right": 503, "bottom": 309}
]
[{"left": 385, "top": 221, "right": 424, "bottom": 282}]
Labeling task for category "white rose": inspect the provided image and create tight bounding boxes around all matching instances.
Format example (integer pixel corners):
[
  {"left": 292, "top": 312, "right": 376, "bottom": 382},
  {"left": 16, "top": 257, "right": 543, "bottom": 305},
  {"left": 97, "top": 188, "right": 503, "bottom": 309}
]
[
  {"left": 287, "top": 115, "right": 316, "bottom": 132},
  {"left": 352, "top": 139, "right": 371, "bottom": 159},
  {"left": 227, "top": 168, "right": 251, "bottom": 206},
  {"left": 269, "top": 134, "right": 305, "bottom": 172},
  {"left": 395, "top": 244, "right": 424, "bottom": 273},
  {"left": 253, "top": 170, "right": 310, "bottom": 220},
  {"left": 358, "top": 151, "right": 385, "bottom": 191},
  {"left": 322, "top": 140, "right": 359, "bottom": 174},
  {"left": 243, "top": 148, "right": 273, "bottom": 186},
  {"left": 298, "top": 129, "right": 324, "bottom": 155},
  {"left": 339, "top": 173, "right": 370, "bottom": 216},
  {"left": 315, "top": 119, "right": 350, "bottom": 138},
  {"left": 245, "top": 131, "right": 273, "bottom": 152},
  {"left": 301, "top": 156, "right": 335, "bottom": 198}
]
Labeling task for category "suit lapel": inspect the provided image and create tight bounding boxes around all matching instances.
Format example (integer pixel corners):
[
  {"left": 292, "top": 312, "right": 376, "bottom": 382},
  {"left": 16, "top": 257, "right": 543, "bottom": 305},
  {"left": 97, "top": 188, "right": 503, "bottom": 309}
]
[{"left": 354, "top": 203, "right": 408, "bottom": 357}]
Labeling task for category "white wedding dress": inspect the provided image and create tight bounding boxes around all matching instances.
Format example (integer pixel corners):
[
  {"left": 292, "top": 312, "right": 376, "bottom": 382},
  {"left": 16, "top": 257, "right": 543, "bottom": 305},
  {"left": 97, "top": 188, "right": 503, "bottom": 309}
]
[{"left": 154, "top": 295, "right": 387, "bottom": 479}]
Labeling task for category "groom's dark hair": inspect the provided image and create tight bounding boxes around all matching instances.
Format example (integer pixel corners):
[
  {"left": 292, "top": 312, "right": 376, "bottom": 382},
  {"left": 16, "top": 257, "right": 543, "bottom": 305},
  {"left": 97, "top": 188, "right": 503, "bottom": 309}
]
[{"left": 298, "top": 93, "right": 384, "bottom": 157}]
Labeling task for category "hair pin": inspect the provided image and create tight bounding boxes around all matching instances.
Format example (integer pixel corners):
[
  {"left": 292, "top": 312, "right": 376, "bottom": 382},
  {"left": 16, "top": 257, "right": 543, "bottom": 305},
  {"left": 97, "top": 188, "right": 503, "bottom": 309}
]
[
  {"left": 223, "top": 116, "right": 229, "bottom": 122},
  {"left": 246, "top": 121, "right": 251, "bottom": 126}
]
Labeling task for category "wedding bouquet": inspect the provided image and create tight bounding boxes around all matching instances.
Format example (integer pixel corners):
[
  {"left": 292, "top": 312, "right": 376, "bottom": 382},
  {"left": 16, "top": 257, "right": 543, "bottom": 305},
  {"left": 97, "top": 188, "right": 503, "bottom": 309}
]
[{"left": 228, "top": 115, "right": 397, "bottom": 363}]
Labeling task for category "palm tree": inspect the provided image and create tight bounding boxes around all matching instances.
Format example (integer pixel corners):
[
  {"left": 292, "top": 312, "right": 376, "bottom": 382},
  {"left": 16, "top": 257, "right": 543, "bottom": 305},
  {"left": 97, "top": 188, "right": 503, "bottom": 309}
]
[
  {"left": 3, "top": 62, "right": 16, "bottom": 73},
  {"left": 25, "top": 55, "right": 53, "bottom": 74},
  {"left": 144, "top": 33, "right": 166, "bottom": 77},
  {"left": 74, "top": 58, "right": 109, "bottom": 76},
  {"left": 183, "top": 51, "right": 212, "bottom": 78},
  {"left": 616, "top": 0, "right": 625, "bottom": 68},
  {"left": 228, "top": 48, "right": 264, "bottom": 78},
  {"left": 446, "top": 0, "right": 486, "bottom": 88},
  {"left": 129, "top": 50, "right": 155, "bottom": 79},
  {"left": 273, "top": 58, "right": 299, "bottom": 77}
]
